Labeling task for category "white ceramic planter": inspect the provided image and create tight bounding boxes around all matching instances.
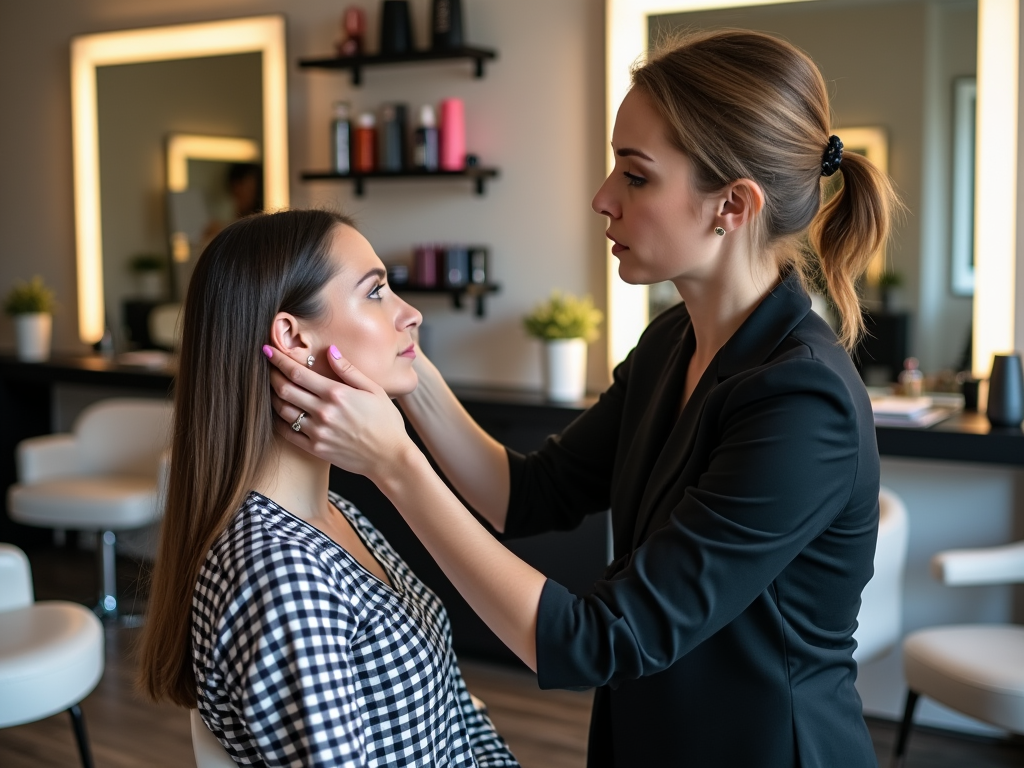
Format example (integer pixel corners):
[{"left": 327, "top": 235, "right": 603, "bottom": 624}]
[
  {"left": 14, "top": 312, "right": 52, "bottom": 362},
  {"left": 543, "top": 337, "right": 588, "bottom": 402}
]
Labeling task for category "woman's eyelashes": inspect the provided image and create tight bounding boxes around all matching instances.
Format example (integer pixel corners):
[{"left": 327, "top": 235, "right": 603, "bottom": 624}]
[
  {"left": 624, "top": 171, "right": 647, "bottom": 187},
  {"left": 367, "top": 282, "right": 386, "bottom": 300}
]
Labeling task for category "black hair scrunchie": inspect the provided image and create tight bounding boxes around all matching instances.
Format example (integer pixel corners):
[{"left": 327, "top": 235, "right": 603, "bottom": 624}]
[{"left": 821, "top": 134, "right": 844, "bottom": 177}]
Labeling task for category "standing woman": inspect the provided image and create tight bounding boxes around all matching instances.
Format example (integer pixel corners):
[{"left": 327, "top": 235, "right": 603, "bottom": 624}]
[{"left": 267, "top": 30, "right": 896, "bottom": 767}]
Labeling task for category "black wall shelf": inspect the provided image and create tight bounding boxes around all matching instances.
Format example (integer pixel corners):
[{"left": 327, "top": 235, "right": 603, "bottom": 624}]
[
  {"left": 298, "top": 46, "right": 497, "bottom": 85},
  {"left": 300, "top": 167, "right": 499, "bottom": 196},
  {"left": 395, "top": 283, "right": 499, "bottom": 317}
]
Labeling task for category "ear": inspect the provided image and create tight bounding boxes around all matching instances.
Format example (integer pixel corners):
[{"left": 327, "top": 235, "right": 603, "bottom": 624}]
[
  {"left": 268, "top": 312, "right": 316, "bottom": 365},
  {"left": 715, "top": 178, "right": 765, "bottom": 233}
]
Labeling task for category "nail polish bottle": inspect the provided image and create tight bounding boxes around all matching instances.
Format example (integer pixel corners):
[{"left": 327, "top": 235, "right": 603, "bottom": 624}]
[
  {"left": 414, "top": 105, "right": 439, "bottom": 172},
  {"left": 353, "top": 112, "right": 377, "bottom": 172},
  {"left": 331, "top": 101, "right": 352, "bottom": 175},
  {"left": 439, "top": 98, "right": 465, "bottom": 171}
]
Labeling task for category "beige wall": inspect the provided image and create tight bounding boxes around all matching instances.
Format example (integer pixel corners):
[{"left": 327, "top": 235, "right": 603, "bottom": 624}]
[{"left": 0, "top": 0, "right": 609, "bottom": 390}]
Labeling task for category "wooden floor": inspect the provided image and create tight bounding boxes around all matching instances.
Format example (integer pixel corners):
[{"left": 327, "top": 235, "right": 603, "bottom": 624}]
[{"left": 2, "top": 546, "right": 1023, "bottom": 767}]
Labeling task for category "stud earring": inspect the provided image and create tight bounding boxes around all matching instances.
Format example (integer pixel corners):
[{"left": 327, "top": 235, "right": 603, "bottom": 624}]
[
  {"left": 714, "top": 226, "right": 726, "bottom": 237},
  {"left": 307, "top": 354, "right": 315, "bottom": 367}
]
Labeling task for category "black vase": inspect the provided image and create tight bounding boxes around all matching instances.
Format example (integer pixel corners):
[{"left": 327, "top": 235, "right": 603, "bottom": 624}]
[
  {"left": 431, "top": 0, "right": 463, "bottom": 50},
  {"left": 986, "top": 353, "right": 1024, "bottom": 427},
  {"left": 380, "top": 0, "right": 413, "bottom": 55}
]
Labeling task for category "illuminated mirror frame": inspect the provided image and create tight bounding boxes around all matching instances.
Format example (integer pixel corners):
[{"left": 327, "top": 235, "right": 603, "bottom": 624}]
[
  {"left": 71, "top": 15, "right": 289, "bottom": 344},
  {"left": 605, "top": 0, "right": 1018, "bottom": 379}
]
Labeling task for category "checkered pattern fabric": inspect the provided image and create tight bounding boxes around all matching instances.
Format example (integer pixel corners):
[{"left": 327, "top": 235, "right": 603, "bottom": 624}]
[{"left": 192, "top": 491, "right": 519, "bottom": 767}]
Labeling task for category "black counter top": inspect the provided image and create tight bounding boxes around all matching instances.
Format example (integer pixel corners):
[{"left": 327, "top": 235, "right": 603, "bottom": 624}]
[
  {"left": 876, "top": 411, "right": 1024, "bottom": 465},
  {"left": 3, "top": 355, "right": 1023, "bottom": 466},
  {"left": 0, "top": 354, "right": 174, "bottom": 391}
]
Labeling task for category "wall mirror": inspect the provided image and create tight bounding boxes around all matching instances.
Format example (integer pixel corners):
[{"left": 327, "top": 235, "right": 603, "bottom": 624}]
[
  {"left": 71, "top": 15, "right": 289, "bottom": 346},
  {"left": 605, "top": 0, "right": 1016, "bottom": 380}
]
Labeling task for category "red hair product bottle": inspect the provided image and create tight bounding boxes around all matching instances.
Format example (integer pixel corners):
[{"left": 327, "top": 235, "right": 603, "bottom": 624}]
[{"left": 353, "top": 113, "right": 377, "bottom": 172}]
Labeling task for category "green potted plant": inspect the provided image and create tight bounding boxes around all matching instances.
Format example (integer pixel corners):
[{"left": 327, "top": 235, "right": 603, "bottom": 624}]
[
  {"left": 877, "top": 268, "right": 903, "bottom": 314},
  {"left": 4, "top": 276, "right": 56, "bottom": 362},
  {"left": 129, "top": 253, "right": 167, "bottom": 300},
  {"left": 523, "top": 291, "right": 603, "bottom": 401}
]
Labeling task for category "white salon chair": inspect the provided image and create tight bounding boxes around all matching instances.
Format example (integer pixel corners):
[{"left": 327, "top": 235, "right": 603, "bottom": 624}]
[
  {"left": 0, "top": 543, "right": 104, "bottom": 767},
  {"left": 891, "top": 539, "right": 1024, "bottom": 766},
  {"left": 853, "top": 486, "right": 910, "bottom": 664},
  {"left": 191, "top": 709, "right": 236, "bottom": 767},
  {"left": 149, "top": 302, "right": 182, "bottom": 350},
  {"left": 7, "top": 397, "right": 173, "bottom": 621}
]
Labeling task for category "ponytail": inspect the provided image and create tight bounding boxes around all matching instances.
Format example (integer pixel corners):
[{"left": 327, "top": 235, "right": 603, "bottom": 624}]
[{"left": 807, "top": 149, "right": 898, "bottom": 351}]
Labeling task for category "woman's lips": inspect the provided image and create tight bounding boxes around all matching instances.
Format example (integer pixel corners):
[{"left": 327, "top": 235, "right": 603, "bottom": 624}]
[
  {"left": 607, "top": 234, "right": 628, "bottom": 256},
  {"left": 399, "top": 344, "right": 416, "bottom": 359}
]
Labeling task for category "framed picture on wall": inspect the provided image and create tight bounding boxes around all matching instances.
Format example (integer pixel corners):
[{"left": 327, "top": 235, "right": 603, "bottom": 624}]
[{"left": 950, "top": 76, "right": 976, "bottom": 297}]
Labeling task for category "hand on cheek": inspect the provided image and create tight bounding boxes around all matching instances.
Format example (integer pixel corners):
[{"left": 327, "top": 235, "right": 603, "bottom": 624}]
[{"left": 263, "top": 342, "right": 415, "bottom": 481}]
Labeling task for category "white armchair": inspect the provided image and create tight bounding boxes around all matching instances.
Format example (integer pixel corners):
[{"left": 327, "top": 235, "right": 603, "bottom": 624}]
[
  {"left": 0, "top": 543, "right": 104, "bottom": 767},
  {"left": 191, "top": 709, "right": 237, "bottom": 767},
  {"left": 853, "top": 486, "right": 910, "bottom": 664},
  {"left": 891, "top": 539, "right": 1024, "bottom": 766},
  {"left": 7, "top": 397, "right": 173, "bottom": 621}
]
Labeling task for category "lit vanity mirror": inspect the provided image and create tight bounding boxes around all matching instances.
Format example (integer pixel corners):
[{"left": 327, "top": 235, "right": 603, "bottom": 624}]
[
  {"left": 71, "top": 15, "right": 289, "bottom": 350},
  {"left": 606, "top": 0, "right": 1012, "bottom": 384}
]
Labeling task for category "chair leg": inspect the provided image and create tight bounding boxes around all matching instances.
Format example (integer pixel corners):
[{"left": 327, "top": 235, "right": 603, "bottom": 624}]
[
  {"left": 890, "top": 689, "right": 920, "bottom": 768},
  {"left": 97, "top": 530, "right": 118, "bottom": 619},
  {"left": 67, "top": 703, "right": 95, "bottom": 768}
]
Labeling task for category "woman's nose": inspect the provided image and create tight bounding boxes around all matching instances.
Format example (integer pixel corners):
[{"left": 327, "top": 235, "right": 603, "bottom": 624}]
[
  {"left": 592, "top": 174, "right": 619, "bottom": 218},
  {"left": 398, "top": 298, "right": 423, "bottom": 331}
]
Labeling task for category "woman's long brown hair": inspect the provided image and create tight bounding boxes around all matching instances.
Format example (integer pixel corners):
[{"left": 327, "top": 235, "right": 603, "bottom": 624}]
[{"left": 137, "top": 209, "right": 353, "bottom": 706}]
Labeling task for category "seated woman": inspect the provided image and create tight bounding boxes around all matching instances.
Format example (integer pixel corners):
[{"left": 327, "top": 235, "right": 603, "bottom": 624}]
[{"left": 137, "top": 209, "right": 518, "bottom": 768}]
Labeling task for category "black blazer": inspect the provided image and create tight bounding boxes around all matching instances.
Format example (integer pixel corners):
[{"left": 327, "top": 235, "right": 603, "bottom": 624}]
[{"left": 505, "top": 273, "right": 879, "bottom": 768}]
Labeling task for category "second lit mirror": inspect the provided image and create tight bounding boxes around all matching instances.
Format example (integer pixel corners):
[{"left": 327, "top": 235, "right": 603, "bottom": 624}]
[{"left": 72, "top": 15, "right": 289, "bottom": 346}]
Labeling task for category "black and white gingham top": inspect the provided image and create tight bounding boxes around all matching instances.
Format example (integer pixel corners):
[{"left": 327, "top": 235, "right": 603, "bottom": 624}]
[{"left": 192, "top": 490, "right": 519, "bottom": 767}]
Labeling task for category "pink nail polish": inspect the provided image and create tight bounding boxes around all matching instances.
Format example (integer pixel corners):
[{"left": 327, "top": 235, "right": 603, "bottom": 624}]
[
  {"left": 329, "top": 345, "right": 342, "bottom": 360},
  {"left": 262, "top": 345, "right": 273, "bottom": 359}
]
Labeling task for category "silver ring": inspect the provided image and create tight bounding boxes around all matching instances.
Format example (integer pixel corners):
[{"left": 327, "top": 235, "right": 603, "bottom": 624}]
[{"left": 291, "top": 411, "right": 306, "bottom": 432}]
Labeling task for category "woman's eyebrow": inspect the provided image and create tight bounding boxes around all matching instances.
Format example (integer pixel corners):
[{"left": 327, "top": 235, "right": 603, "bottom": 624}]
[
  {"left": 616, "top": 147, "right": 653, "bottom": 161},
  {"left": 356, "top": 267, "right": 387, "bottom": 286}
]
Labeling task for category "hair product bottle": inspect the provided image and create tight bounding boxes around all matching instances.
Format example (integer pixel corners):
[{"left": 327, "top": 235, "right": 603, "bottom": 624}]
[
  {"left": 439, "top": 98, "right": 465, "bottom": 171},
  {"left": 431, "top": 0, "right": 463, "bottom": 50},
  {"left": 335, "top": 6, "right": 365, "bottom": 56},
  {"left": 414, "top": 105, "right": 439, "bottom": 171},
  {"left": 413, "top": 244, "right": 439, "bottom": 287},
  {"left": 332, "top": 101, "right": 352, "bottom": 174},
  {"left": 353, "top": 113, "right": 377, "bottom": 172},
  {"left": 380, "top": 103, "right": 408, "bottom": 171},
  {"left": 380, "top": 0, "right": 414, "bottom": 54}
]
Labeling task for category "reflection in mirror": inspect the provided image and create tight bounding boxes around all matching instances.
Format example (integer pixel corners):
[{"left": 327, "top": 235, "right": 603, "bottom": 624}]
[
  {"left": 166, "top": 134, "right": 262, "bottom": 305},
  {"left": 97, "top": 56, "right": 262, "bottom": 351},
  {"left": 71, "top": 16, "right": 288, "bottom": 346}
]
